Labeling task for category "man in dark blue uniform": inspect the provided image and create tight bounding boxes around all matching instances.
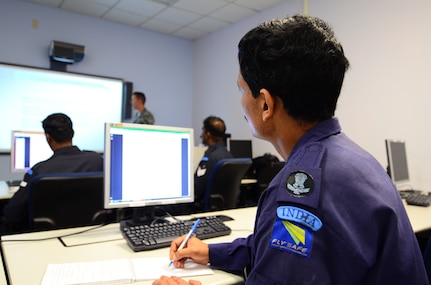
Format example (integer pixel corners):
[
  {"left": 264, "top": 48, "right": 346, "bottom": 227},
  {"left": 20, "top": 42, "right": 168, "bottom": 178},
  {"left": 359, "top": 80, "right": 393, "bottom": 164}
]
[
  {"left": 3, "top": 113, "right": 103, "bottom": 232},
  {"left": 193, "top": 116, "right": 233, "bottom": 212},
  {"left": 153, "top": 15, "right": 428, "bottom": 285}
]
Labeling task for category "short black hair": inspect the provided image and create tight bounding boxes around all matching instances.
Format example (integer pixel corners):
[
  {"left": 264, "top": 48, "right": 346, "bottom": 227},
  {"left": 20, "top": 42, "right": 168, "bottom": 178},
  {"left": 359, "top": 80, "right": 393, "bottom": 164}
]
[
  {"left": 203, "top": 116, "right": 226, "bottom": 139},
  {"left": 42, "top": 113, "right": 74, "bottom": 143},
  {"left": 238, "top": 14, "right": 350, "bottom": 123},
  {"left": 133, "top": 91, "right": 146, "bottom": 104}
]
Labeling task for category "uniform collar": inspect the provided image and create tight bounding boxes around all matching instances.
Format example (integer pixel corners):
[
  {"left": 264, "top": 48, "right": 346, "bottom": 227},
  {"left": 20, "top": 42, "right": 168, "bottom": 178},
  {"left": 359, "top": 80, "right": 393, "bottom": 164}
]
[
  {"left": 290, "top": 117, "right": 341, "bottom": 158},
  {"left": 53, "top": 145, "right": 80, "bottom": 155}
]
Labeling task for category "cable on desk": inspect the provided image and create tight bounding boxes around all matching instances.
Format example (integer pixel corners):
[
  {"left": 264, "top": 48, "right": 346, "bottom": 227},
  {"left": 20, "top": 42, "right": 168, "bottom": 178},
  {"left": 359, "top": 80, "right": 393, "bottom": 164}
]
[{"left": 0, "top": 222, "right": 112, "bottom": 243}]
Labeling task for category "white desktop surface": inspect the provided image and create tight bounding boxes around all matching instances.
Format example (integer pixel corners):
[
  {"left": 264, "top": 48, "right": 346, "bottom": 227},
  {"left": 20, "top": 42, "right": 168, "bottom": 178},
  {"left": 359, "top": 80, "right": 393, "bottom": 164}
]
[
  {"left": 2, "top": 202, "right": 431, "bottom": 285},
  {"left": 403, "top": 200, "right": 431, "bottom": 233},
  {"left": 1, "top": 207, "right": 257, "bottom": 285},
  {"left": 0, "top": 181, "right": 14, "bottom": 200}
]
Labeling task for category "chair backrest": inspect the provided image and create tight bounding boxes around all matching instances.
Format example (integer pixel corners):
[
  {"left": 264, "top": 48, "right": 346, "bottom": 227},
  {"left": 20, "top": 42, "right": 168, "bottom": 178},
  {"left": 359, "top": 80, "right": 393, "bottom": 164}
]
[
  {"left": 203, "top": 158, "right": 252, "bottom": 211},
  {"left": 27, "top": 172, "right": 110, "bottom": 231}
]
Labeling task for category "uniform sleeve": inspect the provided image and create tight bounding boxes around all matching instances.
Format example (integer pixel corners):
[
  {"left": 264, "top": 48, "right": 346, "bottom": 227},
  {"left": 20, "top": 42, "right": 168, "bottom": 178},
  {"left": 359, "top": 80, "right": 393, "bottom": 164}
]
[{"left": 209, "top": 235, "right": 253, "bottom": 272}]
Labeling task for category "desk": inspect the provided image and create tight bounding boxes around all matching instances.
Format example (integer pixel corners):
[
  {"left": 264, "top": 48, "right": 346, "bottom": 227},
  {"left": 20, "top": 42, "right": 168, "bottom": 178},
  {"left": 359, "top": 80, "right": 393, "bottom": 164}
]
[
  {"left": 1, "top": 207, "right": 257, "bottom": 285},
  {"left": 0, "top": 181, "right": 14, "bottom": 200},
  {"left": 2, "top": 202, "right": 431, "bottom": 285},
  {"left": 404, "top": 200, "right": 431, "bottom": 233}
]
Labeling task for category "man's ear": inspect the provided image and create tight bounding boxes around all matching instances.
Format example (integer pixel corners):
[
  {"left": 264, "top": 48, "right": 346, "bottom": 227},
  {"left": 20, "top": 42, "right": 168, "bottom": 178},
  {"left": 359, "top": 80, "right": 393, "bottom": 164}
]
[{"left": 260, "top": 88, "right": 274, "bottom": 121}]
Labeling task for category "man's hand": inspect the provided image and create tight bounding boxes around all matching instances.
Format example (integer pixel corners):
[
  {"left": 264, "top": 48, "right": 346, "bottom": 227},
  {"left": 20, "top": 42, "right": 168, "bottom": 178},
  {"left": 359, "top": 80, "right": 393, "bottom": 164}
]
[
  {"left": 152, "top": 276, "right": 202, "bottom": 285},
  {"left": 169, "top": 235, "right": 209, "bottom": 268}
]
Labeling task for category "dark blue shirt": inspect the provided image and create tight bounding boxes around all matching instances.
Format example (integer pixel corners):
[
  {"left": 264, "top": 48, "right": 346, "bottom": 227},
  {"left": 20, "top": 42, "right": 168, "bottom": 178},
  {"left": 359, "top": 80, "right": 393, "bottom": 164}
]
[{"left": 209, "top": 118, "right": 428, "bottom": 284}]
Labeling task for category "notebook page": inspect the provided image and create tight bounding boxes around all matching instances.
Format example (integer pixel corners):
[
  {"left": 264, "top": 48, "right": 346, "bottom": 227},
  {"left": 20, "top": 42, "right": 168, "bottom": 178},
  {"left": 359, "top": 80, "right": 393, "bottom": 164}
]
[
  {"left": 131, "top": 257, "right": 214, "bottom": 281},
  {"left": 41, "top": 259, "right": 132, "bottom": 285}
]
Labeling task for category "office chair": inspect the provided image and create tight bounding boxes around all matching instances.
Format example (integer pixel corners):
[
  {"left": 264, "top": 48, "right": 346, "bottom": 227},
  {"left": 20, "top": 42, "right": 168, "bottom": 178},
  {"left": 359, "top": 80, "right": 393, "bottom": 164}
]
[
  {"left": 203, "top": 158, "right": 252, "bottom": 211},
  {"left": 241, "top": 158, "right": 284, "bottom": 206},
  {"left": 27, "top": 172, "right": 112, "bottom": 231},
  {"left": 256, "top": 161, "right": 285, "bottom": 193}
]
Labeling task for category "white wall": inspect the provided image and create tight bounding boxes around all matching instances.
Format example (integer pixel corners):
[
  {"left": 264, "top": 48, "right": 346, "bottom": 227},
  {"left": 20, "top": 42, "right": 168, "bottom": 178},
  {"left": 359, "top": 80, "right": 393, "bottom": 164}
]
[
  {"left": 0, "top": 0, "right": 193, "bottom": 180},
  {"left": 193, "top": 0, "right": 431, "bottom": 191},
  {"left": 192, "top": 0, "right": 303, "bottom": 158},
  {"left": 0, "top": 0, "right": 193, "bottom": 128}
]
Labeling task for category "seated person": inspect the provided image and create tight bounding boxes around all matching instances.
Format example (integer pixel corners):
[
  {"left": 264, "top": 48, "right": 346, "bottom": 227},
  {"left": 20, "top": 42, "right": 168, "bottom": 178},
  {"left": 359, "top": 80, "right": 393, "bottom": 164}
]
[
  {"left": 192, "top": 116, "right": 233, "bottom": 212},
  {"left": 3, "top": 113, "right": 103, "bottom": 232}
]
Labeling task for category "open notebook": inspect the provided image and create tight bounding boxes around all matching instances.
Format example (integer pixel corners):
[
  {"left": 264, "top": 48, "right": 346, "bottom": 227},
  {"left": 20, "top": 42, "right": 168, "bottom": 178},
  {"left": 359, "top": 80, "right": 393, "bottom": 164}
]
[{"left": 41, "top": 257, "right": 213, "bottom": 285}]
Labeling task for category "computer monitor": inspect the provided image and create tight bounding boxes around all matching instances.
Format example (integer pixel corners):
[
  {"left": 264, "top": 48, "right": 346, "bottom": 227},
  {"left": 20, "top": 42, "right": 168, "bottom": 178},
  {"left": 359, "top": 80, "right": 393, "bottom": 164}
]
[
  {"left": 104, "top": 123, "right": 194, "bottom": 224},
  {"left": 228, "top": 139, "right": 253, "bottom": 158},
  {"left": 10, "top": 131, "right": 53, "bottom": 172},
  {"left": 385, "top": 139, "right": 410, "bottom": 186}
]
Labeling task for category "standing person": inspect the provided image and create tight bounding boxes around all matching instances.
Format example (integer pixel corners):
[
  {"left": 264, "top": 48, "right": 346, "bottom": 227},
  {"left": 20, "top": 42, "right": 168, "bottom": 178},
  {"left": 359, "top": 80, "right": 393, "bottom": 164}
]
[
  {"left": 193, "top": 116, "right": 233, "bottom": 212},
  {"left": 3, "top": 113, "right": 104, "bottom": 232},
  {"left": 131, "top": 91, "right": 155, "bottom": 125},
  {"left": 153, "top": 15, "right": 428, "bottom": 285}
]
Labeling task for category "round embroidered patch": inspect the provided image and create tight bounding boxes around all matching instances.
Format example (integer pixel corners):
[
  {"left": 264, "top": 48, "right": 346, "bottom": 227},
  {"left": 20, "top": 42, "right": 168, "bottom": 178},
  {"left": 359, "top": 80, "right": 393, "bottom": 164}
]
[{"left": 286, "top": 171, "right": 314, "bottom": 197}]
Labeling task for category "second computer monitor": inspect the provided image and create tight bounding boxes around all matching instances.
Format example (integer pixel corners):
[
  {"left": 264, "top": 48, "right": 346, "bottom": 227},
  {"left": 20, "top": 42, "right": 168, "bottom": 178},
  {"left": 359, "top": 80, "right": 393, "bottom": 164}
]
[
  {"left": 385, "top": 139, "right": 410, "bottom": 186},
  {"left": 10, "top": 131, "right": 53, "bottom": 172},
  {"left": 228, "top": 139, "right": 253, "bottom": 158}
]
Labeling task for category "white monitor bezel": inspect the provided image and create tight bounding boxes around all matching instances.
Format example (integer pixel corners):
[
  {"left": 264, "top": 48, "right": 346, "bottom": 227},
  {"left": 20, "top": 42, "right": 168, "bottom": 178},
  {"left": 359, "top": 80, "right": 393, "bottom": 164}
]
[
  {"left": 103, "top": 122, "right": 194, "bottom": 209},
  {"left": 10, "top": 130, "right": 53, "bottom": 173}
]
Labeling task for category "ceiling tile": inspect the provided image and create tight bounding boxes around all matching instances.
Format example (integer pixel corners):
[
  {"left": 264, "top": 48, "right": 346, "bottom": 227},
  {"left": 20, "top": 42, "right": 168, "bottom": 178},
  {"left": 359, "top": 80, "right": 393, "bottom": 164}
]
[
  {"left": 173, "top": 0, "right": 227, "bottom": 15},
  {"left": 115, "top": 0, "right": 167, "bottom": 17},
  {"left": 154, "top": 7, "right": 202, "bottom": 26},
  {"left": 26, "top": 0, "right": 62, "bottom": 7},
  {"left": 61, "top": 0, "right": 111, "bottom": 17},
  {"left": 209, "top": 3, "right": 255, "bottom": 23},
  {"left": 234, "top": 0, "right": 285, "bottom": 11},
  {"left": 19, "top": 0, "right": 285, "bottom": 40},
  {"left": 188, "top": 17, "right": 229, "bottom": 33},
  {"left": 104, "top": 8, "right": 148, "bottom": 26}
]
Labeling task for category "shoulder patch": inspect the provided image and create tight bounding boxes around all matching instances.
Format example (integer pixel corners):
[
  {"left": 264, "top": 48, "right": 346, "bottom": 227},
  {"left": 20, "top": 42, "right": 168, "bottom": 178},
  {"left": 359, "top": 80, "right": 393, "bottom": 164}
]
[
  {"left": 270, "top": 217, "right": 313, "bottom": 258},
  {"left": 286, "top": 170, "right": 314, "bottom": 197},
  {"left": 277, "top": 206, "right": 322, "bottom": 231}
]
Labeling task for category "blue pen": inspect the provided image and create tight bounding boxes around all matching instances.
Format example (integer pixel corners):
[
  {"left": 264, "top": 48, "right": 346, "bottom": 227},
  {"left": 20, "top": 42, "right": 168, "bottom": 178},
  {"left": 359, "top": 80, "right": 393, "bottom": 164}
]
[{"left": 169, "top": 218, "right": 201, "bottom": 268}]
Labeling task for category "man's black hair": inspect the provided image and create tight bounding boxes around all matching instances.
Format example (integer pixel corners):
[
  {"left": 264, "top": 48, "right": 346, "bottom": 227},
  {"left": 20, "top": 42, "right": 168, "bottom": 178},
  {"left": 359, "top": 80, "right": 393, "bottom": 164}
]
[
  {"left": 238, "top": 14, "right": 350, "bottom": 123},
  {"left": 42, "top": 113, "right": 74, "bottom": 143},
  {"left": 203, "top": 116, "right": 226, "bottom": 139},
  {"left": 133, "top": 91, "right": 146, "bottom": 104}
]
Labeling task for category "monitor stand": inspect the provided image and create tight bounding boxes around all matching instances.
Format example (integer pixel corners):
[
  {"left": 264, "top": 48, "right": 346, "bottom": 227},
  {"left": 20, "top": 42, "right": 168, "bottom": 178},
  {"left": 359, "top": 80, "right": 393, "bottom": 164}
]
[{"left": 121, "top": 206, "right": 168, "bottom": 227}]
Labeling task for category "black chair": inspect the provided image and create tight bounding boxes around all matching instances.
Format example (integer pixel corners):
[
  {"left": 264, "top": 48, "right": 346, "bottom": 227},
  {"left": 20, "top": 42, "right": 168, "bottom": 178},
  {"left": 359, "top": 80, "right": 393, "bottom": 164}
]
[
  {"left": 27, "top": 172, "right": 112, "bottom": 231},
  {"left": 255, "top": 161, "right": 285, "bottom": 193},
  {"left": 203, "top": 158, "right": 252, "bottom": 211}
]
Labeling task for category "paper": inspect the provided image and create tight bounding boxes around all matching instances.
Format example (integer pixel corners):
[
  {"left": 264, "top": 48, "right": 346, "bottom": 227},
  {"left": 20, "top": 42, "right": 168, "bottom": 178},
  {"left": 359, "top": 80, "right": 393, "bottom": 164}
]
[
  {"left": 41, "top": 257, "right": 213, "bottom": 285},
  {"left": 131, "top": 257, "right": 213, "bottom": 280},
  {"left": 41, "top": 259, "right": 132, "bottom": 285}
]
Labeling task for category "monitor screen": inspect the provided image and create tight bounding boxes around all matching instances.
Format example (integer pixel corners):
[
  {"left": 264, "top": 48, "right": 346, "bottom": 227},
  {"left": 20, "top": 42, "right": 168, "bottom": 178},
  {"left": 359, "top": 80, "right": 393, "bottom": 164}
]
[
  {"left": 228, "top": 139, "right": 253, "bottom": 158},
  {"left": 10, "top": 131, "right": 53, "bottom": 172},
  {"left": 385, "top": 139, "right": 410, "bottom": 185},
  {"left": 0, "top": 62, "right": 124, "bottom": 153},
  {"left": 104, "top": 123, "right": 194, "bottom": 213}
]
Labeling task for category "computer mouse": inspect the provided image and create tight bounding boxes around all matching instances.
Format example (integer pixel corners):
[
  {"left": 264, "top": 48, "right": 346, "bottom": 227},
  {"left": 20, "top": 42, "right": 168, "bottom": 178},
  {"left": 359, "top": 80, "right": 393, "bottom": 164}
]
[{"left": 216, "top": 215, "right": 234, "bottom": 222}]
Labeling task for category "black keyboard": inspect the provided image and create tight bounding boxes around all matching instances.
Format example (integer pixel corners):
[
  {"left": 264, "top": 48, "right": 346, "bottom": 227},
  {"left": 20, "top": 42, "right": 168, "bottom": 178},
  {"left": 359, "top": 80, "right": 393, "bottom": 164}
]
[
  {"left": 120, "top": 216, "right": 232, "bottom": 252},
  {"left": 405, "top": 193, "right": 431, "bottom": 207},
  {"left": 6, "top": 180, "right": 21, "bottom": 187}
]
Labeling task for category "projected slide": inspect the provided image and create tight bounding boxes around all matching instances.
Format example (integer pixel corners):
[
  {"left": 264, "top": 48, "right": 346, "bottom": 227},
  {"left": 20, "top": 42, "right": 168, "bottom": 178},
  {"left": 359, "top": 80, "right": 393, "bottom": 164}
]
[{"left": 0, "top": 63, "right": 124, "bottom": 152}]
